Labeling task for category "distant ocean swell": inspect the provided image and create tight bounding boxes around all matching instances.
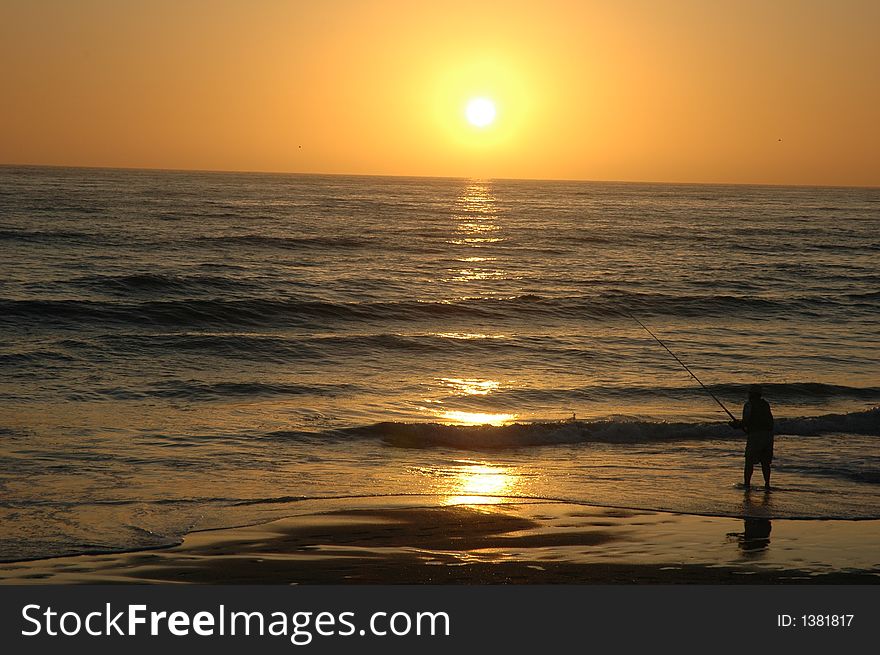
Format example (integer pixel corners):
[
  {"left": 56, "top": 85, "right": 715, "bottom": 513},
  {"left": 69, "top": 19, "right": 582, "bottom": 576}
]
[
  {"left": 4, "top": 226, "right": 878, "bottom": 251},
  {"left": 61, "top": 380, "right": 363, "bottom": 402},
  {"left": 1, "top": 291, "right": 876, "bottom": 329},
  {"left": 78, "top": 381, "right": 880, "bottom": 404},
  {"left": 69, "top": 273, "right": 261, "bottom": 295},
  {"left": 11, "top": 381, "right": 873, "bottom": 405}
]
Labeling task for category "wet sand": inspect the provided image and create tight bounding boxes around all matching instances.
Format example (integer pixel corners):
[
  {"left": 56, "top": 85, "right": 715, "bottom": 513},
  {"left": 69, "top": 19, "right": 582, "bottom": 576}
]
[{"left": 2, "top": 498, "right": 879, "bottom": 584}]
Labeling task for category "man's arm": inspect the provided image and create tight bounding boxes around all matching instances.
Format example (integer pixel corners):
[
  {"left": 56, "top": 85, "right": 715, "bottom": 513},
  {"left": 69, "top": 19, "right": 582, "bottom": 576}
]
[
  {"left": 730, "top": 402, "right": 750, "bottom": 431},
  {"left": 742, "top": 402, "right": 751, "bottom": 425}
]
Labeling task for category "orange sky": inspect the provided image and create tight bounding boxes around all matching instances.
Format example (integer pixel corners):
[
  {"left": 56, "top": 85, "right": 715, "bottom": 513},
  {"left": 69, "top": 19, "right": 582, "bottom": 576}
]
[{"left": 1, "top": 0, "right": 878, "bottom": 185}]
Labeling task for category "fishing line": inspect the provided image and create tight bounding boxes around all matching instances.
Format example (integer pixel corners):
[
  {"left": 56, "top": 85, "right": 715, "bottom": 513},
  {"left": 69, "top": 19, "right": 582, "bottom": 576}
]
[{"left": 625, "top": 310, "right": 736, "bottom": 421}]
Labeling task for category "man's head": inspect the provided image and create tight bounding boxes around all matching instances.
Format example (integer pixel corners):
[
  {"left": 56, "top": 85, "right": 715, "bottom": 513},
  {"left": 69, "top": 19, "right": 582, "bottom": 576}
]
[{"left": 748, "top": 383, "right": 763, "bottom": 399}]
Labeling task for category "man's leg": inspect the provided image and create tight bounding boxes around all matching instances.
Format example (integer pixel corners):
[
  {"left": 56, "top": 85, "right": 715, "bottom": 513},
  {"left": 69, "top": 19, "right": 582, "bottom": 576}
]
[
  {"left": 761, "top": 459, "right": 771, "bottom": 488},
  {"left": 744, "top": 459, "right": 754, "bottom": 488}
]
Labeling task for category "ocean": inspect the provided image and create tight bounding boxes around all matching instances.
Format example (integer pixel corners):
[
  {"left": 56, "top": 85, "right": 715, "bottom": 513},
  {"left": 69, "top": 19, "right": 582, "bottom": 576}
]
[{"left": 1, "top": 165, "right": 878, "bottom": 562}]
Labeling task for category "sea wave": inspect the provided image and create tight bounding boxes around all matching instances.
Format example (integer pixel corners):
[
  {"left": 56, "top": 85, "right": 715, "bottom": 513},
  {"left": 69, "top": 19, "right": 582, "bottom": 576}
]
[
  {"left": 0, "top": 229, "right": 102, "bottom": 244},
  {"left": 480, "top": 382, "right": 880, "bottom": 405},
  {"left": 1, "top": 289, "right": 873, "bottom": 329},
  {"left": 69, "top": 272, "right": 258, "bottom": 296},
  {"left": 336, "top": 408, "right": 880, "bottom": 450},
  {"left": 194, "top": 235, "right": 376, "bottom": 250},
  {"left": 775, "top": 463, "right": 880, "bottom": 486},
  {"left": 65, "top": 380, "right": 362, "bottom": 402}
]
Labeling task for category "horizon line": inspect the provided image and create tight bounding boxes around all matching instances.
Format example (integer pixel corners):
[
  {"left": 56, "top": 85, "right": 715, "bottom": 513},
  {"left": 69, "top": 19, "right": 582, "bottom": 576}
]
[{"left": 1, "top": 161, "right": 878, "bottom": 191}]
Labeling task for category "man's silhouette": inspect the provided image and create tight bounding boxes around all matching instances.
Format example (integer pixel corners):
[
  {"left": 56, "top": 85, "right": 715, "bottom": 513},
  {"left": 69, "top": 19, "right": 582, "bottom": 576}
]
[{"left": 730, "top": 384, "right": 774, "bottom": 489}]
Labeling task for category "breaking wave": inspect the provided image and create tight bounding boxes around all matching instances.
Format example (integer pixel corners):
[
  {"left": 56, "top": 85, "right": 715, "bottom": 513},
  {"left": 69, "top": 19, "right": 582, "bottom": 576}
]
[{"left": 338, "top": 408, "right": 880, "bottom": 450}]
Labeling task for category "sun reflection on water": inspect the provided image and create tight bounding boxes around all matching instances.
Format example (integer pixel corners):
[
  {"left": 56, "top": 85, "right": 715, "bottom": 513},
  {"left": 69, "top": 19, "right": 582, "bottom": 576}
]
[
  {"left": 449, "top": 181, "right": 504, "bottom": 250},
  {"left": 445, "top": 461, "right": 518, "bottom": 505},
  {"left": 456, "top": 183, "right": 498, "bottom": 216},
  {"left": 436, "top": 410, "right": 518, "bottom": 426},
  {"left": 425, "top": 180, "right": 517, "bottom": 428},
  {"left": 431, "top": 332, "right": 507, "bottom": 340},
  {"left": 439, "top": 377, "right": 499, "bottom": 395},
  {"left": 451, "top": 268, "right": 504, "bottom": 281},
  {"left": 430, "top": 376, "right": 516, "bottom": 424}
]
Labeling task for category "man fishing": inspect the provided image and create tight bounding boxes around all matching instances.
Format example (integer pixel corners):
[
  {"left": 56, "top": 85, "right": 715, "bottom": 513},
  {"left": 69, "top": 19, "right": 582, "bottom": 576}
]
[
  {"left": 730, "top": 384, "right": 774, "bottom": 489},
  {"left": 626, "top": 313, "right": 776, "bottom": 490}
]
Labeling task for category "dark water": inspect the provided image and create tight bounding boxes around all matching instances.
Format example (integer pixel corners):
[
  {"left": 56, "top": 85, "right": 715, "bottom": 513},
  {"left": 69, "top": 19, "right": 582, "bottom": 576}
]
[{"left": 1, "top": 166, "right": 879, "bottom": 561}]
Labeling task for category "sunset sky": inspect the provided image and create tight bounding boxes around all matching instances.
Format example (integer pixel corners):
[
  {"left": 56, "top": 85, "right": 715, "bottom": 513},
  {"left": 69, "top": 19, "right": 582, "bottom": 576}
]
[{"left": 1, "top": 0, "right": 878, "bottom": 185}]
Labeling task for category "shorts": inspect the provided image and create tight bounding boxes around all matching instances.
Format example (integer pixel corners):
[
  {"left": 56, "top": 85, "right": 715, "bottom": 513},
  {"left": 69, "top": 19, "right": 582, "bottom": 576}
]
[{"left": 745, "top": 431, "right": 773, "bottom": 465}]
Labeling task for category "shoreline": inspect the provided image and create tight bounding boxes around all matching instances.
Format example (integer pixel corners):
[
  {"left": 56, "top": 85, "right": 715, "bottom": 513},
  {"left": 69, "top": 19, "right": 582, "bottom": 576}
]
[{"left": 2, "top": 497, "right": 879, "bottom": 584}]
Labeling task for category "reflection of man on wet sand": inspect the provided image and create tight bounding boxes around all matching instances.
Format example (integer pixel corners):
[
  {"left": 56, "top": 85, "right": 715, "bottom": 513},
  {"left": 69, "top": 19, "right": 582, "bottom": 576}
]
[
  {"left": 738, "top": 517, "right": 772, "bottom": 554},
  {"left": 731, "top": 491, "right": 772, "bottom": 555},
  {"left": 730, "top": 384, "right": 774, "bottom": 489}
]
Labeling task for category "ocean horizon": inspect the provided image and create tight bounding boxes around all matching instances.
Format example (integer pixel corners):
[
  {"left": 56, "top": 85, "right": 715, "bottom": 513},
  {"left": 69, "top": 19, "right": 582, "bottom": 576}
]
[{"left": 4, "top": 162, "right": 880, "bottom": 190}]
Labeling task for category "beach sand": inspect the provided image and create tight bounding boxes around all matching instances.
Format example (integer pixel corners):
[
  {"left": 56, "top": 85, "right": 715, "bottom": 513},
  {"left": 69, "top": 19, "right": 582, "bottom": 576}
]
[{"left": 2, "top": 497, "right": 879, "bottom": 584}]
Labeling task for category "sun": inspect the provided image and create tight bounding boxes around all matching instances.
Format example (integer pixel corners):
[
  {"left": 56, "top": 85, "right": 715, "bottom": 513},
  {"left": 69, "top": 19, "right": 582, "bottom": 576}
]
[{"left": 465, "top": 97, "right": 496, "bottom": 128}]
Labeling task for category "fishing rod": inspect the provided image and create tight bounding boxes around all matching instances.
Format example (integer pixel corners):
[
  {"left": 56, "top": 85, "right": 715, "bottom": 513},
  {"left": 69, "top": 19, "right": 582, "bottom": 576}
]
[{"left": 624, "top": 311, "right": 736, "bottom": 421}]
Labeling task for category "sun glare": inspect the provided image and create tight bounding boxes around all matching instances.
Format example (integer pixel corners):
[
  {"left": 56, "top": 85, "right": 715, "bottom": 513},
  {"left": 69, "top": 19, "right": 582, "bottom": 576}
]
[
  {"left": 438, "top": 410, "right": 516, "bottom": 426},
  {"left": 465, "top": 97, "right": 496, "bottom": 127}
]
